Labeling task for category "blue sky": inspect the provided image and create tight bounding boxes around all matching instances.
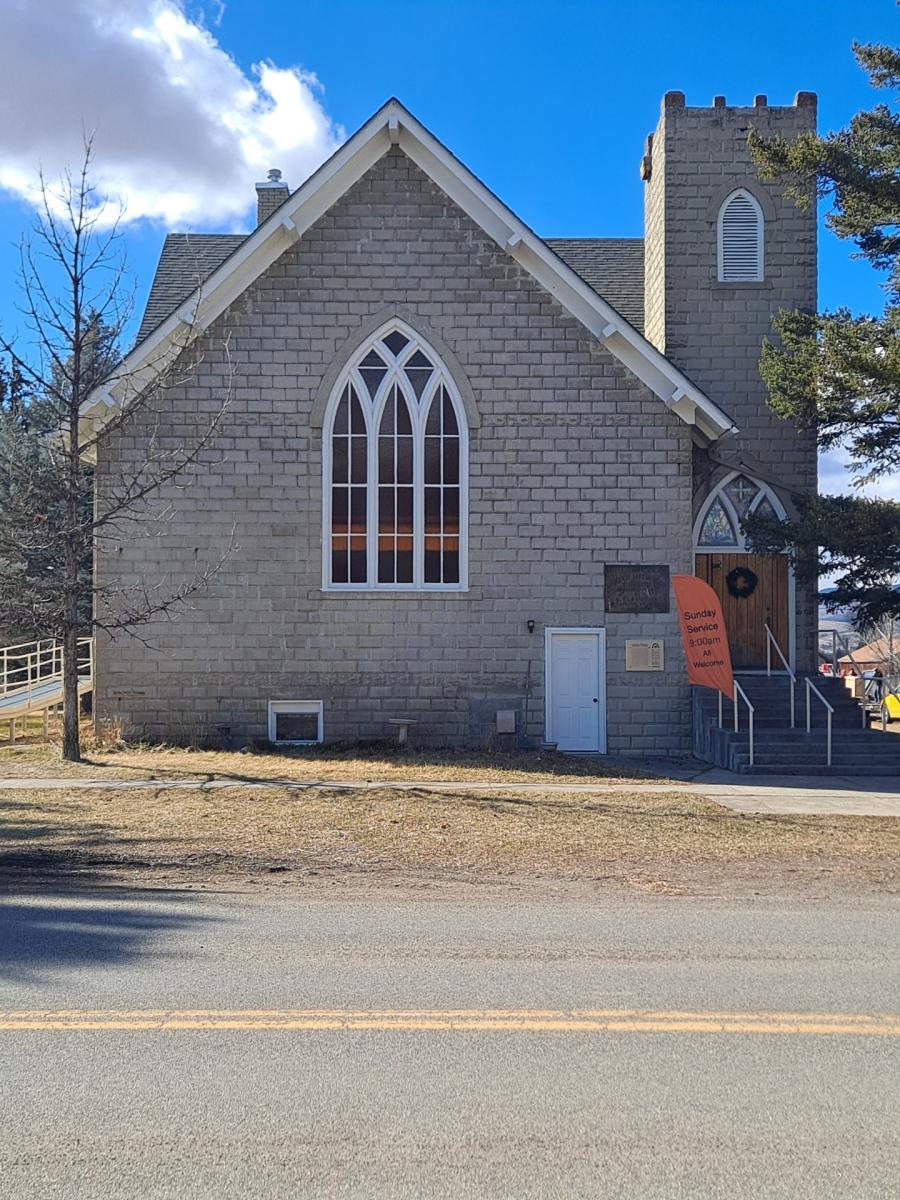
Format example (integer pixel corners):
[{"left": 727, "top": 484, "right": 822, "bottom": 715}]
[{"left": 0, "top": 0, "right": 895, "bottom": 491}]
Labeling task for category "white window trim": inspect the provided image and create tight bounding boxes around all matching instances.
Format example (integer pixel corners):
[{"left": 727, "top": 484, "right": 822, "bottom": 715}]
[
  {"left": 268, "top": 700, "right": 324, "bottom": 745},
  {"left": 717, "top": 188, "right": 764, "bottom": 283},
  {"left": 321, "top": 318, "right": 469, "bottom": 592},
  {"left": 693, "top": 470, "right": 786, "bottom": 553}
]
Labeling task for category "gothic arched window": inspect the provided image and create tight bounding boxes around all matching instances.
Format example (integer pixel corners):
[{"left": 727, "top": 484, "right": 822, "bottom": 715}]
[
  {"left": 324, "top": 324, "right": 468, "bottom": 589},
  {"left": 717, "top": 189, "right": 764, "bottom": 283},
  {"left": 694, "top": 472, "right": 785, "bottom": 551}
]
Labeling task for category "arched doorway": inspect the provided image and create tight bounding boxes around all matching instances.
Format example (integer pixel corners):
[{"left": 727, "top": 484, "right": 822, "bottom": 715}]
[{"left": 693, "top": 472, "right": 792, "bottom": 670}]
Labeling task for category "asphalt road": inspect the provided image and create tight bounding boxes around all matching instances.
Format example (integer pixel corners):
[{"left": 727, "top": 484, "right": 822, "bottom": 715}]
[{"left": 1, "top": 882, "right": 899, "bottom": 1198}]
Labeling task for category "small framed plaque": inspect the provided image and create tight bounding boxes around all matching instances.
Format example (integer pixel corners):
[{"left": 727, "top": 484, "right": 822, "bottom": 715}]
[
  {"left": 605, "top": 565, "right": 671, "bottom": 614},
  {"left": 625, "top": 639, "right": 665, "bottom": 672}
]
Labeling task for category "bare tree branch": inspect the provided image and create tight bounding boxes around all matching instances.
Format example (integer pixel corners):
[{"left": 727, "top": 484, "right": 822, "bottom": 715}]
[{"left": 0, "top": 141, "right": 237, "bottom": 760}]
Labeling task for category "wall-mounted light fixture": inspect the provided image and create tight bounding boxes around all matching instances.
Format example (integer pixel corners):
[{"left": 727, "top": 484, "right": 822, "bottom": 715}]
[{"left": 527, "top": 619, "right": 536, "bottom": 634}]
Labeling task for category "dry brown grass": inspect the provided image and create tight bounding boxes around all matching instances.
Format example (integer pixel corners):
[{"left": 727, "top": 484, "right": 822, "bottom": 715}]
[
  {"left": 0, "top": 738, "right": 670, "bottom": 785},
  {"left": 2, "top": 783, "right": 898, "bottom": 894}
]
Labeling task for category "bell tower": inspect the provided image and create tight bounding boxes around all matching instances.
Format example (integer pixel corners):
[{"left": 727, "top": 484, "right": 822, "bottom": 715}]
[
  {"left": 641, "top": 91, "right": 818, "bottom": 671},
  {"left": 641, "top": 90, "right": 817, "bottom": 491}
]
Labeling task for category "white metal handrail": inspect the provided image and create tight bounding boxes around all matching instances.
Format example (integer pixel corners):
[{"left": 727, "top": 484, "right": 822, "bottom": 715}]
[
  {"left": 1, "top": 637, "right": 93, "bottom": 703},
  {"left": 820, "top": 627, "right": 840, "bottom": 678},
  {"left": 805, "top": 677, "right": 834, "bottom": 768},
  {"left": 764, "top": 622, "right": 796, "bottom": 729},
  {"left": 820, "top": 629, "right": 867, "bottom": 728},
  {"left": 732, "top": 679, "right": 755, "bottom": 769}
]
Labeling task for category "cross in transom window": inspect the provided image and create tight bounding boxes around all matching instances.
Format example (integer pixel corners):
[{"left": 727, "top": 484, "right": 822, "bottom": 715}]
[{"left": 730, "top": 477, "right": 756, "bottom": 506}]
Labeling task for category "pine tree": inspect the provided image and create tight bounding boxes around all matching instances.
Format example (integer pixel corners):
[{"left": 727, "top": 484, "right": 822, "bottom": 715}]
[
  {"left": 745, "top": 40, "right": 900, "bottom": 625},
  {"left": 0, "top": 331, "right": 102, "bottom": 645}
]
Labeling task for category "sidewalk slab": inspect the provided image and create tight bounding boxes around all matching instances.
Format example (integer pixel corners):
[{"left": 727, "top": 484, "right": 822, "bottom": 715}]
[
  {"left": 688, "top": 768, "right": 900, "bottom": 817},
  {"left": 0, "top": 771, "right": 899, "bottom": 817}
]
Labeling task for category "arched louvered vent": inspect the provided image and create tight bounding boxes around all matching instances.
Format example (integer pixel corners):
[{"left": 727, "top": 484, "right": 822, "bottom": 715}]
[{"left": 717, "top": 189, "right": 764, "bottom": 282}]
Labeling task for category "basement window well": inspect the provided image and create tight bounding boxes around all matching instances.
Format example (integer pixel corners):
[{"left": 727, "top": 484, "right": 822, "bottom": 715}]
[{"left": 268, "top": 700, "right": 324, "bottom": 745}]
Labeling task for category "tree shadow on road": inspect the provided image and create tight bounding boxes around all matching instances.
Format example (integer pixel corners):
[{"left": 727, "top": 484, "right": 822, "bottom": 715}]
[
  {"left": 0, "top": 797, "right": 220, "bottom": 985},
  {"left": 0, "top": 889, "right": 215, "bottom": 985}
]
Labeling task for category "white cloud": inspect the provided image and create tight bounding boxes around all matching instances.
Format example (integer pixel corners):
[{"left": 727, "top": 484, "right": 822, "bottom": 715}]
[
  {"left": 0, "top": 0, "right": 343, "bottom": 228},
  {"left": 819, "top": 450, "right": 900, "bottom": 502}
]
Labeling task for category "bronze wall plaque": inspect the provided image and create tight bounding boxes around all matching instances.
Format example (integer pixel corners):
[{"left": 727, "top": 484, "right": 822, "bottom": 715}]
[{"left": 604, "top": 565, "right": 671, "bottom": 614}]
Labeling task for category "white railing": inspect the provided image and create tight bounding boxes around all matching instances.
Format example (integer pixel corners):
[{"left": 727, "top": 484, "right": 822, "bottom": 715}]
[
  {"left": 805, "top": 677, "right": 834, "bottom": 768},
  {"left": 77, "top": 637, "right": 94, "bottom": 687},
  {"left": 820, "top": 628, "right": 841, "bottom": 678},
  {"left": 732, "top": 679, "right": 755, "bottom": 769},
  {"left": 0, "top": 637, "right": 93, "bottom": 705},
  {"left": 819, "top": 629, "right": 867, "bottom": 728},
  {"left": 765, "top": 622, "right": 796, "bottom": 728}
]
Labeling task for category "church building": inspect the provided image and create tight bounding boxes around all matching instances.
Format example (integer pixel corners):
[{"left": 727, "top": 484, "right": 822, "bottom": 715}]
[{"left": 86, "top": 91, "right": 818, "bottom": 755}]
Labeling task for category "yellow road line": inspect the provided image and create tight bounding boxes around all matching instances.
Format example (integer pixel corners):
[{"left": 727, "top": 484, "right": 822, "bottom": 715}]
[{"left": 2, "top": 1008, "right": 900, "bottom": 1035}]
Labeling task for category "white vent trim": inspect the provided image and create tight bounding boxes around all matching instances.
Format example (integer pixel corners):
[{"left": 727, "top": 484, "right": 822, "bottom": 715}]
[
  {"left": 268, "top": 700, "right": 324, "bottom": 744},
  {"left": 717, "top": 189, "right": 764, "bottom": 283}
]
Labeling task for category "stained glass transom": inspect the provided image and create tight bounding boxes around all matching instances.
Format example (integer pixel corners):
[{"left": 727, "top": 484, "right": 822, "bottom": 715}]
[
  {"left": 696, "top": 474, "right": 786, "bottom": 552},
  {"left": 698, "top": 498, "right": 737, "bottom": 547},
  {"left": 724, "top": 474, "right": 760, "bottom": 519}
]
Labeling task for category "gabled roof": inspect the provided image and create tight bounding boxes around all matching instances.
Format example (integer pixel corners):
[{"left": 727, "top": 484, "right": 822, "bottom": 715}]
[
  {"left": 136, "top": 234, "right": 246, "bottom": 343},
  {"left": 138, "top": 234, "right": 646, "bottom": 343},
  {"left": 545, "top": 239, "right": 644, "bottom": 332},
  {"left": 85, "top": 99, "right": 735, "bottom": 441}
]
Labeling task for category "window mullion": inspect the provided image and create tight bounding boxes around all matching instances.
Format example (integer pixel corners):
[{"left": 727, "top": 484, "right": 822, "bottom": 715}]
[
  {"left": 392, "top": 387, "right": 399, "bottom": 585},
  {"left": 413, "top": 383, "right": 424, "bottom": 588},
  {"left": 366, "top": 392, "right": 377, "bottom": 587}
]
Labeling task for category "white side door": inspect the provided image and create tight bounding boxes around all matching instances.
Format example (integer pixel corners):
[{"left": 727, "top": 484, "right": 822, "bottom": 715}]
[{"left": 546, "top": 630, "right": 606, "bottom": 752}]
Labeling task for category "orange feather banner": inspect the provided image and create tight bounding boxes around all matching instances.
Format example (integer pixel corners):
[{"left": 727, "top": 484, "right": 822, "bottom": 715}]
[{"left": 672, "top": 574, "right": 734, "bottom": 698}]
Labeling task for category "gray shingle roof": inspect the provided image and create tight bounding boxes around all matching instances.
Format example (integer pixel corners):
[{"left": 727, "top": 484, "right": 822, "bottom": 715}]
[
  {"left": 136, "top": 233, "right": 247, "bottom": 343},
  {"left": 545, "top": 238, "right": 644, "bottom": 331},
  {"left": 135, "top": 233, "right": 646, "bottom": 345}
]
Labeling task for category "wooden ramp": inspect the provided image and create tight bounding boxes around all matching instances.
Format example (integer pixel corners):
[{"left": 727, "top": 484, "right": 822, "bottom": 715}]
[{"left": 1, "top": 639, "right": 93, "bottom": 740}]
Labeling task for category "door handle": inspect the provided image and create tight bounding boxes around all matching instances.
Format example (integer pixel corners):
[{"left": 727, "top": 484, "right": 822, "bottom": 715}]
[{"left": 593, "top": 697, "right": 598, "bottom": 703}]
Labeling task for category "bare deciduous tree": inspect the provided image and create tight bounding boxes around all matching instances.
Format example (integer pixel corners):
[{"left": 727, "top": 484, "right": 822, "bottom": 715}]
[{"left": 0, "top": 142, "right": 234, "bottom": 761}]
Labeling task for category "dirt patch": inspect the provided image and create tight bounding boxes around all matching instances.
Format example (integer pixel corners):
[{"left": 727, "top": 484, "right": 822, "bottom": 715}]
[
  {"left": 0, "top": 740, "right": 674, "bottom": 786},
  {"left": 2, "top": 783, "right": 898, "bottom": 897}
]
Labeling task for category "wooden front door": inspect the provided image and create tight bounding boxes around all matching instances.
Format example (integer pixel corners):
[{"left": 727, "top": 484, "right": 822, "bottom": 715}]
[{"left": 695, "top": 553, "right": 789, "bottom": 669}]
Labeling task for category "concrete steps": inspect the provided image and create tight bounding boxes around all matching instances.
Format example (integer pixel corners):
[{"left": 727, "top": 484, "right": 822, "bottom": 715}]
[{"left": 693, "top": 673, "right": 899, "bottom": 775}]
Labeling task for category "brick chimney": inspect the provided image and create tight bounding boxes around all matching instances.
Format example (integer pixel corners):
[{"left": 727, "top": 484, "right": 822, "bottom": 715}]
[{"left": 255, "top": 168, "right": 290, "bottom": 226}]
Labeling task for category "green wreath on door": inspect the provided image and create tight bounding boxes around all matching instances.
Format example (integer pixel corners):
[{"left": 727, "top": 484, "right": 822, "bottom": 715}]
[{"left": 725, "top": 566, "right": 758, "bottom": 599}]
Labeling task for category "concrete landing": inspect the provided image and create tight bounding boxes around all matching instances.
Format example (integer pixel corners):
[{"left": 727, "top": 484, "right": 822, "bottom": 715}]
[{"left": 690, "top": 769, "right": 900, "bottom": 818}]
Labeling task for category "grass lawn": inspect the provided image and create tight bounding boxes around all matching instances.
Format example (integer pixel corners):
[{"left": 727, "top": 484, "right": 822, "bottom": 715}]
[
  {"left": 0, "top": 736, "right": 674, "bottom": 785},
  {"left": 2, "top": 783, "right": 898, "bottom": 895}
]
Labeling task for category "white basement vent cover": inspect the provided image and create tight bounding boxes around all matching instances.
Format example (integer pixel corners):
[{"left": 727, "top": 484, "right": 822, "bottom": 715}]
[{"left": 268, "top": 700, "right": 323, "bottom": 744}]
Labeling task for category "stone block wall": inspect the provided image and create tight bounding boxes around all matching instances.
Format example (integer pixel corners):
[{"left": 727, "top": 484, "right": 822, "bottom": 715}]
[{"left": 95, "top": 147, "right": 695, "bottom": 753}]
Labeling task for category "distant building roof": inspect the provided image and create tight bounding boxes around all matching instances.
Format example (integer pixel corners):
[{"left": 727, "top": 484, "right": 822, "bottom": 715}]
[
  {"left": 839, "top": 637, "right": 897, "bottom": 665},
  {"left": 136, "top": 233, "right": 645, "bottom": 345}
]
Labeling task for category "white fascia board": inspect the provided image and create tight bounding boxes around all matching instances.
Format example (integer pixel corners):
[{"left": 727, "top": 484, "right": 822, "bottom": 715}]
[
  {"left": 83, "top": 97, "right": 734, "bottom": 441},
  {"left": 81, "top": 110, "right": 393, "bottom": 422},
  {"left": 280, "top": 215, "right": 301, "bottom": 242},
  {"left": 396, "top": 109, "right": 734, "bottom": 440}
]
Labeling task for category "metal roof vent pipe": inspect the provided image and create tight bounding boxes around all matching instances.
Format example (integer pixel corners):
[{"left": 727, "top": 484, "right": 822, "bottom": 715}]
[{"left": 255, "top": 168, "right": 290, "bottom": 226}]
